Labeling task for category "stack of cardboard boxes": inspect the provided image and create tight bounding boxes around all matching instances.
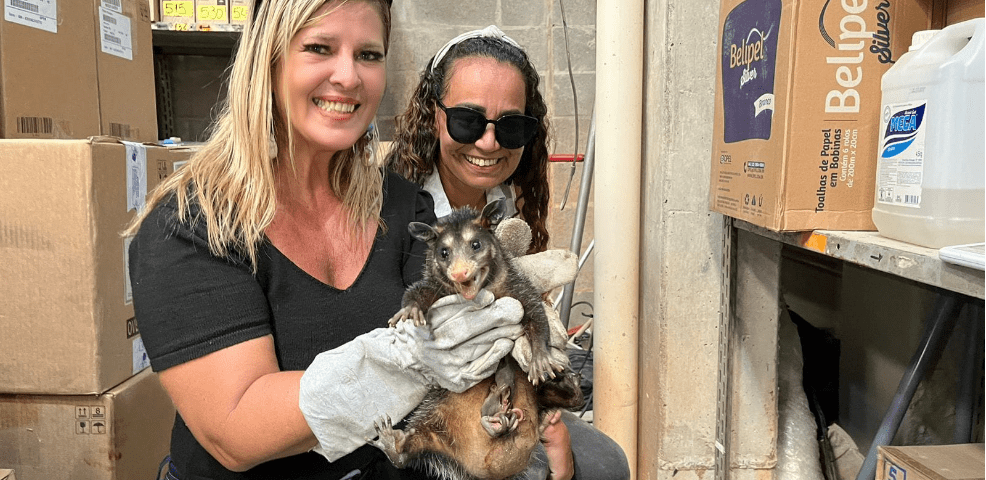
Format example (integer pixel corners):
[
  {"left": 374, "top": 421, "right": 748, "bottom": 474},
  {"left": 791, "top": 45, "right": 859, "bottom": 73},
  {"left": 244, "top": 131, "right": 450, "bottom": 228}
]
[{"left": 0, "top": 1, "right": 192, "bottom": 478}]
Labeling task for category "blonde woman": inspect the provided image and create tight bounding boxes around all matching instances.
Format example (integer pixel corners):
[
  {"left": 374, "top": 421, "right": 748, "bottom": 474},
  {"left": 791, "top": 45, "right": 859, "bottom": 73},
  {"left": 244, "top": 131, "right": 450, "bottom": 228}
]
[{"left": 126, "top": 1, "right": 525, "bottom": 479}]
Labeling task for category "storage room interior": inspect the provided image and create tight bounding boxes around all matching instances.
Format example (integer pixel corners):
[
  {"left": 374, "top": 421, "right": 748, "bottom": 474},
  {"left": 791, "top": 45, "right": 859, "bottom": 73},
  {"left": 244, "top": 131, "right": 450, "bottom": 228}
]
[{"left": 0, "top": 0, "right": 984, "bottom": 479}]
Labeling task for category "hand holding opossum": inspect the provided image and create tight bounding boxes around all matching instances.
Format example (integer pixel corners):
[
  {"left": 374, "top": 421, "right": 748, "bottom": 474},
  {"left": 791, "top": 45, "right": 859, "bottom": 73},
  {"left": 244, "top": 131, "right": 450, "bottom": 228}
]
[
  {"left": 372, "top": 200, "right": 585, "bottom": 480},
  {"left": 298, "top": 288, "right": 525, "bottom": 462},
  {"left": 388, "top": 200, "right": 568, "bottom": 385}
]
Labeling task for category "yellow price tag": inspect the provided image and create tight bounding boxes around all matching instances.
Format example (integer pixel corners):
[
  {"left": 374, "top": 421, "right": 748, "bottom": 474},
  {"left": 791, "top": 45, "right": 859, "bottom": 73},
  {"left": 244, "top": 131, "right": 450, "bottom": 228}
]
[
  {"left": 197, "top": 5, "right": 228, "bottom": 21},
  {"left": 231, "top": 6, "right": 249, "bottom": 21},
  {"left": 173, "top": 23, "right": 190, "bottom": 31},
  {"left": 162, "top": 0, "right": 193, "bottom": 18}
]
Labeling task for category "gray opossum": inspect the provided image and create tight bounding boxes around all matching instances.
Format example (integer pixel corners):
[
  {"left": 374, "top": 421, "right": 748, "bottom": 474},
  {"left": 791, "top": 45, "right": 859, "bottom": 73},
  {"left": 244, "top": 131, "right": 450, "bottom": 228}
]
[{"left": 372, "top": 199, "right": 584, "bottom": 480}]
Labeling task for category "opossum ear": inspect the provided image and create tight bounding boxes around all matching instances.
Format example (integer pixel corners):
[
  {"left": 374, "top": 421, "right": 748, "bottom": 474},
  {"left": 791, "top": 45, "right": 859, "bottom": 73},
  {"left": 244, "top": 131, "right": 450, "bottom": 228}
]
[
  {"left": 480, "top": 198, "right": 508, "bottom": 229},
  {"left": 408, "top": 222, "right": 438, "bottom": 243}
]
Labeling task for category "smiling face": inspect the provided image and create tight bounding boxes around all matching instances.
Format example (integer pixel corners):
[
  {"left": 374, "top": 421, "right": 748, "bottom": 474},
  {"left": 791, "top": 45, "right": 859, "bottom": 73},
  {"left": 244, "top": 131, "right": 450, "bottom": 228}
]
[
  {"left": 275, "top": 0, "right": 386, "bottom": 157},
  {"left": 435, "top": 56, "right": 528, "bottom": 208}
]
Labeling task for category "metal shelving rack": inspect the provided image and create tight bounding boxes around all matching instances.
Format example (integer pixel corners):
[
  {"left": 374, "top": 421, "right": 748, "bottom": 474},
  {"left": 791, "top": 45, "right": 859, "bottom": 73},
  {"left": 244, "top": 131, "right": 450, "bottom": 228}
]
[{"left": 716, "top": 217, "right": 984, "bottom": 480}]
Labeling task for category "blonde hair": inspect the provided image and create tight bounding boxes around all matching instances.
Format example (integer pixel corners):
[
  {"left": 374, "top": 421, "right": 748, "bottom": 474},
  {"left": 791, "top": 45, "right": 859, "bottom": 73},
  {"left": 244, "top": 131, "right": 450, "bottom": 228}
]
[{"left": 125, "top": 0, "right": 392, "bottom": 270}]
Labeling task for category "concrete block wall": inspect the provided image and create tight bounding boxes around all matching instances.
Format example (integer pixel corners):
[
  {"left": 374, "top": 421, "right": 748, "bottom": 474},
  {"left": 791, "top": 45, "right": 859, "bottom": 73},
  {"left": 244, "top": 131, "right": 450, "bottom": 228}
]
[{"left": 378, "top": 1, "right": 598, "bottom": 327}]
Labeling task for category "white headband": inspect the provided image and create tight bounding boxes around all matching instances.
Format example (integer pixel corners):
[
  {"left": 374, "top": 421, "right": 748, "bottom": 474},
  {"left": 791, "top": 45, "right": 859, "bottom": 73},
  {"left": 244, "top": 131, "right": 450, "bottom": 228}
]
[{"left": 429, "top": 25, "right": 523, "bottom": 74}]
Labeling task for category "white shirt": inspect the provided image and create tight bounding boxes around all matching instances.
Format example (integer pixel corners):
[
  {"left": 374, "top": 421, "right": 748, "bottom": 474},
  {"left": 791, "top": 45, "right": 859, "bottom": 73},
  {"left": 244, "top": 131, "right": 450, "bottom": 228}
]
[{"left": 422, "top": 169, "right": 518, "bottom": 219}]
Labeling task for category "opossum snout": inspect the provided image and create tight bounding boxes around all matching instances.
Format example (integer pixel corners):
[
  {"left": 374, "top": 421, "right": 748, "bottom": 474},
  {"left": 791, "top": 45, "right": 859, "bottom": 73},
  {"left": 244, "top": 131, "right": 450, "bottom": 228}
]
[
  {"left": 446, "top": 259, "right": 489, "bottom": 300},
  {"left": 447, "top": 259, "right": 476, "bottom": 283}
]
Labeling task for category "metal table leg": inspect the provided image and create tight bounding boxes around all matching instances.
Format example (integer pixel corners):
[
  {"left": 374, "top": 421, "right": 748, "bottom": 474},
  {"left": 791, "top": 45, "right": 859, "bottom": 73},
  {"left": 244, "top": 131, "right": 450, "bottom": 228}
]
[{"left": 854, "top": 292, "right": 965, "bottom": 480}]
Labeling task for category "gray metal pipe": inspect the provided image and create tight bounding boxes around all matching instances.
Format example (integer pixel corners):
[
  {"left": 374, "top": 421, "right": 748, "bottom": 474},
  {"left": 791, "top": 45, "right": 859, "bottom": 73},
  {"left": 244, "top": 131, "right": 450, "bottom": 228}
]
[
  {"left": 954, "top": 301, "right": 983, "bottom": 443},
  {"left": 855, "top": 293, "right": 964, "bottom": 480},
  {"left": 558, "top": 113, "right": 596, "bottom": 329}
]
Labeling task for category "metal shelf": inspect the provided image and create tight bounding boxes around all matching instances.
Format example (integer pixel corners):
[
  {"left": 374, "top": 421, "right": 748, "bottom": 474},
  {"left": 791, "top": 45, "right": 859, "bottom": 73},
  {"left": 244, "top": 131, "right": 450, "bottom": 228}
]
[
  {"left": 733, "top": 219, "right": 985, "bottom": 300},
  {"left": 151, "top": 24, "right": 241, "bottom": 56}
]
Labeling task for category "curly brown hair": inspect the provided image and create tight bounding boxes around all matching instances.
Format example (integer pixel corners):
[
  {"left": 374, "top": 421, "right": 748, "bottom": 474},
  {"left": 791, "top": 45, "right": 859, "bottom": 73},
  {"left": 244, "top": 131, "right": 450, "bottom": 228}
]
[{"left": 387, "top": 35, "right": 551, "bottom": 254}]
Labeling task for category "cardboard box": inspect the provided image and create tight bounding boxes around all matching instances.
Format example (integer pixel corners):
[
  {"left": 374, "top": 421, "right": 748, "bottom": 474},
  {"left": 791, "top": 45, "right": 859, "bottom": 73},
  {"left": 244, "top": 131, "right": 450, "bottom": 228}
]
[
  {"left": 195, "top": 0, "right": 228, "bottom": 27},
  {"left": 0, "top": 1, "right": 101, "bottom": 139},
  {"left": 0, "top": 137, "right": 183, "bottom": 394},
  {"left": 946, "top": 0, "right": 985, "bottom": 25},
  {"left": 94, "top": 0, "right": 158, "bottom": 142},
  {"left": 709, "top": 0, "right": 933, "bottom": 231},
  {"left": 877, "top": 444, "right": 985, "bottom": 480},
  {"left": 0, "top": 368, "right": 175, "bottom": 480},
  {"left": 0, "top": 469, "right": 14, "bottom": 480},
  {"left": 159, "top": 0, "right": 194, "bottom": 24}
]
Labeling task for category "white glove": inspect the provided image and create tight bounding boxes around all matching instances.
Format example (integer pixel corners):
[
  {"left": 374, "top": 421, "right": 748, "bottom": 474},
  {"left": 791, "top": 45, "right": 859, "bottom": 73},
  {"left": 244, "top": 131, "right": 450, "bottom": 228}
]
[
  {"left": 512, "top": 302, "right": 571, "bottom": 373},
  {"left": 508, "top": 247, "right": 579, "bottom": 374},
  {"left": 299, "top": 290, "right": 524, "bottom": 461}
]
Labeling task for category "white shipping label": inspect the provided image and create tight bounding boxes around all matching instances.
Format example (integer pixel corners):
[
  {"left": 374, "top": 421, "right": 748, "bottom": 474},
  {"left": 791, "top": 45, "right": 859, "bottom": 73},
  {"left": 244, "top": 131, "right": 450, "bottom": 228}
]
[
  {"left": 99, "top": 6, "right": 133, "bottom": 61},
  {"left": 4, "top": 0, "right": 57, "bottom": 33},
  {"left": 100, "top": 0, "right": 122, "bottom": 13},
  {"left": 124, "top": 141, "right": 147, "bottom": 211},
  {"left": 133, "top": 337, "right": 150, "bottom": 374},
  {"left": 877, "top": 101, "right": 927, "bottom": 208},
  {"left": 123, "top": 235, "right": 133, "bottom": 305}
]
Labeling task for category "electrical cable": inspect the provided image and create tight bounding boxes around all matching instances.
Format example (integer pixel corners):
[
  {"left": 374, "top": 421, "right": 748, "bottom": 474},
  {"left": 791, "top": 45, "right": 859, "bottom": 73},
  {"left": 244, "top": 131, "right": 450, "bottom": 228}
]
[{"left": 557, "top": 0, "right": 579, "bottom": 211}]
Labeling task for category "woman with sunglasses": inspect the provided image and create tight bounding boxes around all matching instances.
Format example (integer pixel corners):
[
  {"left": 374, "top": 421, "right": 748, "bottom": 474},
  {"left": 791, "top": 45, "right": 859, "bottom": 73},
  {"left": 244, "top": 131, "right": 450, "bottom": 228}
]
[
  {"left": 388, "top": 26, "right": 631, "bottom": 480},
  {"left": 389, "top": 26, "right": 550, "bottom": 254},
  {"left": 126, "top": 3, "right": 528, "bottom": 479}
]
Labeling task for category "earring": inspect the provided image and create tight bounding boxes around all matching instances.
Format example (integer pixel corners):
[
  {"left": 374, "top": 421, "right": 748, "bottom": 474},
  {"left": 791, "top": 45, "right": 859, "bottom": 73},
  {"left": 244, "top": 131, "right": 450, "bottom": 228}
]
[
  {"left": 363, "top": 121, "right": 383, "bottom": 168},
  {"left": 268, "top": 130, "right": 277, "bottom": 159}
]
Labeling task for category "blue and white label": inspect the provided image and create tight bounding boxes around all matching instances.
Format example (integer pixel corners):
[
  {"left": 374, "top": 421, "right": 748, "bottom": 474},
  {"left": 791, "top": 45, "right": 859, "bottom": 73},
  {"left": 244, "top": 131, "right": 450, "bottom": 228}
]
[
  {"left": 720, "top": 0, "right": 783, "bottom": 143},
  {"left": 887, "top": 463, "right": 907, "bottom": 480},
  {"left": 133, "top": 336, "right": 150, "bottom": 374},
  {"left": 124, "top": 141, "right": 147, "bottom": 212},
  {"left": 877, "top": 101, "right": 927, "bottom": 208}
]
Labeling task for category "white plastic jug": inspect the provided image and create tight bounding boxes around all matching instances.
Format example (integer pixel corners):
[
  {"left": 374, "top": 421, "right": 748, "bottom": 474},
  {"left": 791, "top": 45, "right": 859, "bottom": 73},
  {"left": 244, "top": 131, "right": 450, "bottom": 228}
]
[{"left": 872, "top": 18, "right": 985, "bottom": 249}]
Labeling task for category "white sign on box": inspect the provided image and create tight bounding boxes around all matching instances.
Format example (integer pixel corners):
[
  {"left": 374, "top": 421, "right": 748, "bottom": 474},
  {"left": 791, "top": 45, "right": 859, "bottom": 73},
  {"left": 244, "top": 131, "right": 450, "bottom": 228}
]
[{"left": 99, "top": 5, "right": 133, "bottom": 61}]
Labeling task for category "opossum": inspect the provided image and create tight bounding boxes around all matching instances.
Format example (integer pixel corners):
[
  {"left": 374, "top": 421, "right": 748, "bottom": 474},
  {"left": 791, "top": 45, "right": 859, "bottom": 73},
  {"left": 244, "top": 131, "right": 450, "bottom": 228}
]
[{"left": 371, "top": 199, "right": 584, "bottom": 480}]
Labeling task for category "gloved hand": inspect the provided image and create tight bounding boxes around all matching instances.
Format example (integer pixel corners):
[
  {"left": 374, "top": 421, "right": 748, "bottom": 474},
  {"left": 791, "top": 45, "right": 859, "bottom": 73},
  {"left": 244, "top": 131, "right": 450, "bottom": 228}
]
[
  {"left": 299, "top": 290, "right": 524, "bottom": 462},
  {"left": 493, "top": 218, "right": 579, "bottom": 374}
]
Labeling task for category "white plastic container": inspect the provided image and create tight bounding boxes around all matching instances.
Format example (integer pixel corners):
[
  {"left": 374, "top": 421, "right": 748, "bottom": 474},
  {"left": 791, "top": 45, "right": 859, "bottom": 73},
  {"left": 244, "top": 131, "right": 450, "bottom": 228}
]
[{"left": 872, "top": 18, "right": 985, "bottom": 249}]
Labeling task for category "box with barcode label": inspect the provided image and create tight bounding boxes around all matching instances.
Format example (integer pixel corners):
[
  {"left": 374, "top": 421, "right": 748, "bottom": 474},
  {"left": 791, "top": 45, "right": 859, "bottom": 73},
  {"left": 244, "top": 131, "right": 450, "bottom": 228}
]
[
  {"left": 0, "top": 0, "right": 101, "bottom": 139},
  {"left": 94, "top": 0, "right": 158, "bottom": 142},
  {"left": 877, "top": 444, "right": 985, "bottom": 480},
  {"left": 0, "top": 368, "right": 175, "bottom": 480},
  {"left": 0, "top": 137, "right": 182, "bottom": 395}
]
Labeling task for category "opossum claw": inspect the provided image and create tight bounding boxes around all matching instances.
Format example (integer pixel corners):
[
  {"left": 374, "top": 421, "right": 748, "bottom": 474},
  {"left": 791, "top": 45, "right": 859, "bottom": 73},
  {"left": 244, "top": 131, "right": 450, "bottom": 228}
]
[
  {"left": 387, "top": 305, "right": 427, "bottom": 327},
  {"left": 370, "top": 415, "right": 411, "bottom": 467}
]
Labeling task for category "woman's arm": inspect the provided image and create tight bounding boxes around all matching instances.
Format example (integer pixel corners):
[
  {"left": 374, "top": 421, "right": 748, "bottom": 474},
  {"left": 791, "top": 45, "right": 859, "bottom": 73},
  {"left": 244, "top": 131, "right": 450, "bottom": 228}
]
[{"left": 158, "top": 335, "right": 316, "bottom": 472}]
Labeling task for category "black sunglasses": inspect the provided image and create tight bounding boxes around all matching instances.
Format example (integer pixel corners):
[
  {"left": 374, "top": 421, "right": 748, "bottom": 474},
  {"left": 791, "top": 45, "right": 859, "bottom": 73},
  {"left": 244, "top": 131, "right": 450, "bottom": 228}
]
[{"left": 436, "top": 99, "right": 539, "bottom": 150}]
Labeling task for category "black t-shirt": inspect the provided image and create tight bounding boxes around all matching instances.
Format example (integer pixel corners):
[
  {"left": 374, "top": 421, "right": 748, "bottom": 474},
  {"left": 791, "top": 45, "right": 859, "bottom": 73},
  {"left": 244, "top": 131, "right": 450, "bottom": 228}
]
[{"left": 129, "top": 172, "right": 437, "bottom": 480}]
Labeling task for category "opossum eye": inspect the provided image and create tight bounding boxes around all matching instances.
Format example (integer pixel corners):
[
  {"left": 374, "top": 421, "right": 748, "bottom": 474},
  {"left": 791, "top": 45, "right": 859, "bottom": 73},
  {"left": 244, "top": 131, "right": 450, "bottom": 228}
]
[
  {"left": 471, "top": 240, "right": 481, "bottom": 251},
  {"left": 440, "top": 247, "right": 449, "bottom": 259}
]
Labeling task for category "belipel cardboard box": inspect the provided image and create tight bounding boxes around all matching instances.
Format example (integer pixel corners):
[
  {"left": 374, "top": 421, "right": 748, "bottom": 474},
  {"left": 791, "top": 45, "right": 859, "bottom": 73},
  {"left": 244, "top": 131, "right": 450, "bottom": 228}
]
[
  {"left": 877, "top": 444, "right": 985, "bottom": 480},
  {"left": 0, "top": 368, "right": 175, "bottom": 480},
  {"left": 709, "top": 0, "right": 932, "bottom": 231},
  {"left": 0, "top": 137, "right": 185, "bottom": 395},
  {"left": 0, "top": 0, "right": 101, "bottom": 139},
  {"left": 94, "top": 0, "right": 159, "bottom": 142}
]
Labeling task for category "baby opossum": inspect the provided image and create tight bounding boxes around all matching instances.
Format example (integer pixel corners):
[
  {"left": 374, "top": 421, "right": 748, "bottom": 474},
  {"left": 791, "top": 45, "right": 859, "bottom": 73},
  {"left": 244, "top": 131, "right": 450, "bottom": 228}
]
[{"left": 372, "top": 199, "right": 584, "bottom": 480}]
